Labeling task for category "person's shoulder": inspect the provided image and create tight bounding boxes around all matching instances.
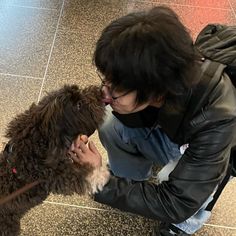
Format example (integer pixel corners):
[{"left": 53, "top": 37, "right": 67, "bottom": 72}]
[{"left": 203, "top": 72, "right": 236, "bottom": 121}]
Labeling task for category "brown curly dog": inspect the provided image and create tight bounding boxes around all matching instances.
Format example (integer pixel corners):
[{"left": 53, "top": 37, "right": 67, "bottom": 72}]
[{"left": 0, "top": 85, "right": 110, "bottom": 236}]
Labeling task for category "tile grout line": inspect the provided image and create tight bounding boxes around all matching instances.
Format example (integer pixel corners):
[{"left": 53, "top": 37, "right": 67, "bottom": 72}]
[
  {"left": 203, "top": 223, "right": 236, "bottom": 230},
  {"left": 44, "top": 200, "right": 236, "bottom": 230},
  {"left": 0, "top": 72, "right": 43, "bottom": 80},
  {"left": 43, "top": 200, "right": 111, "bottom": 212},
  {"left": 227, "top": 0, "right": 236, "bottom": 18},
  {"left": 44, "top": 200, "right": 146, "bottom": 217},
  {"left": 136, "top": 0, "right": 232, "bottom": 11},
  {"left": 2, "top": 4, "right": 58, "bottom": 11},
  {"left": 37, "top": 0, "right": 65, "bottom": 103}
]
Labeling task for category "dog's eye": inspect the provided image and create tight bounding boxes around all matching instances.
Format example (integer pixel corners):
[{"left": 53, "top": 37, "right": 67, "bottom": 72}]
[{"left": 77, "top": 101, "right": 82, "bottom": 110}]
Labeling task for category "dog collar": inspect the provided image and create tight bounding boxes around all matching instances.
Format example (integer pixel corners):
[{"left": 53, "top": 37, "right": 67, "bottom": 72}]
[
  {"left": 4, "top": 142, "right": 15, "bottom": 154},
  {"left": 3, "top": 142, "right": 17, "bottom": 174}
]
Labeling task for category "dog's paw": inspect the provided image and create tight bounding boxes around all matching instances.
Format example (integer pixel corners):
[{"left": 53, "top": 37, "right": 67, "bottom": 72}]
[{"left": 86, "top": 166, "right": 110, "bottom": 194}]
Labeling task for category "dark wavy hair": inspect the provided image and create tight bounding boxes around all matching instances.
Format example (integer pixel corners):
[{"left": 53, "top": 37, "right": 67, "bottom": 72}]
[{"left": 94, "top": 6, "right": 200, "bottom": 106}]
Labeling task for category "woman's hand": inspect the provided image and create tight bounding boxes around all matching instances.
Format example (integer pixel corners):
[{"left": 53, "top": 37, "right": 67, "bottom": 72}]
[{"left": 69, "top": 135, "right": 102, "bottom": 169}]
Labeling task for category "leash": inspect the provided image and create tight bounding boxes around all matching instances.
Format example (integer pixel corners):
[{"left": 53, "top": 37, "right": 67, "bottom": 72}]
[
  {"left": 0, "top": 142, "right": 44, "bottom": 205},
  {"left": 0, "top": 179, "right": 42, "bottom": 205}
]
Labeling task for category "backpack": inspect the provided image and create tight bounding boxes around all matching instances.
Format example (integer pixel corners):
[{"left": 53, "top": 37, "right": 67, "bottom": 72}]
[
  {"left": 195, "top": 24, "right": 236, "bottom": 178},
  {"left": 195, "top": 24, "right": 236, "bottom": 87}
]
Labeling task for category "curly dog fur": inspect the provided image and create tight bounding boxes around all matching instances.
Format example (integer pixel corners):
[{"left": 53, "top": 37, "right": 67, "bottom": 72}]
[{"left": 0, "top": 85, "right": 110, "bottom": 235}]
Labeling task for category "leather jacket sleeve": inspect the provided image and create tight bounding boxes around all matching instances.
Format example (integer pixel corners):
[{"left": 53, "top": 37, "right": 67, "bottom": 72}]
[{"left": 95, "top": 118, "right": 235, "bottom": 223}]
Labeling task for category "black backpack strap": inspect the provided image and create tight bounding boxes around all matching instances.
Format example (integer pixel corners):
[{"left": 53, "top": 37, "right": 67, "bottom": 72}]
[
  {"left": 205, "top": 161, "right": 232, "bottom": 211},
  {"left": 184, "top": 59, "right": 226, "bottom": 121}
]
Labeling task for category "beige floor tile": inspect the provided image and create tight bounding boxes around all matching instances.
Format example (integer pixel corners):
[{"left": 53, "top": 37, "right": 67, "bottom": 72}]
[
  {"left": 229, "top": 0, "right": 236, "bottom": 12},
  {"left": 126, "top": 1, "right": 155, "bottom": 13},
  {"left": 207, "top": 178, "right": 236, "bottom": 227},
  {"left": 0, "top": 5, "right": 59, "bottom": 77},
  {"left": 195, "top": 226, "right": 236, "bottom": 236},
  {"left": 20, "top": 203, "right": 155, "bottom": 236},
  {"left": 40, "top": 29, "right": 100, "bottom": 97},
  {"left": 0, "top": 74, "right": 42, "bottom": 143},
  {"left": 0, "top": 0, "right": 62, "bottom": 10},
  {"left": 45, "top": 193, "right": 112, "bottom": 211},
  {"left": 59, "top": 0, "right": 126, "bottom": 32},
  {"left": 20, "top": 202, "right": 236, "bottom": 235}
]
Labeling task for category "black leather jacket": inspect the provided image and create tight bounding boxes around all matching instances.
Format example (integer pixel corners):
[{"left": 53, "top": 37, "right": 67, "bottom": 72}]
[{"left": 95, "top": 60, "right": 236, "bottom": 223}]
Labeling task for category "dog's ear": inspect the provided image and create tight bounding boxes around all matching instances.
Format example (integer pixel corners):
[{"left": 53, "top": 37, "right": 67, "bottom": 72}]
[
  {"left": 40, "top": 85, "right": 83, "bottom": 165},
  {"left": 39, "top": 85, "right": 83, "bottom": 148},
  {"left": 39, "top": 96, "right": 67, "bottom": 153},
  {"left": 40, "top": 97, "right": 61, "bottom": 130},
  {"left": 39, "top": 85, "right": 79, "bottom": 128}
]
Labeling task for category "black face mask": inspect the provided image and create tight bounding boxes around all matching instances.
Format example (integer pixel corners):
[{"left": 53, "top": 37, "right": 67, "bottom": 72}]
[{"left": 112, "top": 106, "right": 160, "bottom": 128}]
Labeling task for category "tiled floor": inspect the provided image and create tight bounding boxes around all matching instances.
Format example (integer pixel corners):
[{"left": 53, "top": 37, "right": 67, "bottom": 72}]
[{"left": 0, "top": 0, "right": 236, "bottom": 235}]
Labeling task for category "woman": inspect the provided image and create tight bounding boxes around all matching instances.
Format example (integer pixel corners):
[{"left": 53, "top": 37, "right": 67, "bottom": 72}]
[{"left": 70, "top": 6, "right": 236, "bottom": 236}]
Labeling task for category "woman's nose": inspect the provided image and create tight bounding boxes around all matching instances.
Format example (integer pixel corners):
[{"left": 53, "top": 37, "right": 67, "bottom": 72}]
[{"left": 101, "top": 86, "right": 113, "bottom": 104}]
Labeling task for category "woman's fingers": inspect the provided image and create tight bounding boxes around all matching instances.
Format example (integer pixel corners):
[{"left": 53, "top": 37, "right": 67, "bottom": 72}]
[
  {"left": 78, "top": 142, "right": 87, "bottom": 153},
  {"left": 72, "top": 134, "right": 88, "bottom": 149},
  {"left": 74, "top": 135, "right": 81, "bottom": 147},
  {"left": 69, "top": 136, "right": 102, "bottom": 168},
  {"left": 88, "top": 141, "right": 99, "bottom": 154},
  {"left": 68, "top": 151, "right": 80, "bottom": 163},
  {"left": 80, "top": 135, "right": 88, "bottom": 144},
  {"left": 70, "top": 142, "right": 75, "bottom": 151}
]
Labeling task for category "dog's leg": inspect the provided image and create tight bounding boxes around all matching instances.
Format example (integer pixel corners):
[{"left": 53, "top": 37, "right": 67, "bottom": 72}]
[{"left": 86, "top": 166, "right": 110, "bottom": 194}]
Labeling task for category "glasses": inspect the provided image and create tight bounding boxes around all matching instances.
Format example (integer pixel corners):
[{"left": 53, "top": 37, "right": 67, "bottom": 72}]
[{"left": 96, "top": 69, "right": 132, "bottom": 100}]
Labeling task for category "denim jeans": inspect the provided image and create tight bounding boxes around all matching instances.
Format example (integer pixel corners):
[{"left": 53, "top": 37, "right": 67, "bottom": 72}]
[{"left": 98, "top": 106, "right": 212, "bottom": 234}]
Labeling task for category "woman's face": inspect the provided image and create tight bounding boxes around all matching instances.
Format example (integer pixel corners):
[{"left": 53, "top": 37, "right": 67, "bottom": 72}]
[
  {"left": 108, "top": 89, "right": 149, "bottom": 114},
  {"left": 97, "top": 70, "right": 163, "bottom": 114},
  {"left": 101, "top": 82, "right": 162, "bottom": 114}
]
